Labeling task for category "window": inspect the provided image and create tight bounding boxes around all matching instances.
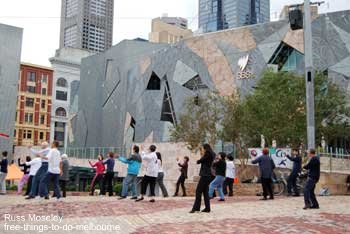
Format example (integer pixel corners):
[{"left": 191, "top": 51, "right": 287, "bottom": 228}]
[
  {"left": 41, "top": 88, "right": 47, "bottom": 95},
  {"left": 24, "top": 113, "right": 33, "bottom": 123},
  {"left": 14, "top": 129, "right": 16, "bottom": 137},
  {"left": 25, "top": 98, "right": 34, "bottom": 107},
  {"left": 41, "top": 74, "right": 48, "bottom": 83},
  {"left": 39, "top": 132, "right": 44, "bottom": 140},
  {"left": 27, "top": 86, "right": 36, "bottom": 93},
  {"left": 146, "top": 72, "right": 161, "bottom": 90},
  {"left": 183, "top": 75, "right": 208, "bottom": 91},
  {"left": 41, "top": 100, "right": 46, "bottom": 109},
  {"left": 56, "top": 90, "right": 68, "bottom": 101},
  {"left": 55, "top": 107, "right": 67, "bottom": 117},
  {"left": 40, "top": 115, "right": 45, "bottom": 125},
  {"left": 27, "top": 72, "right": 36, "bottom": 82},
  {"left": 56, "top": 78, "right": 68, "bottom": 87},
  {"left": 23, "top": 130, "right": 32, "bottom": 139}
]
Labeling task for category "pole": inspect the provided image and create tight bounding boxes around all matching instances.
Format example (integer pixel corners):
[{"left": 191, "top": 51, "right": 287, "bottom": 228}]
[{"left": 304, "top": 0, "right": 315, "bottom": 150}]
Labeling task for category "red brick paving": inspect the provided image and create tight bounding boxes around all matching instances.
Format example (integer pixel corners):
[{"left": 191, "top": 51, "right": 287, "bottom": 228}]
[{"left": 132, "top": 213, "right": 350, "bottom": 234}]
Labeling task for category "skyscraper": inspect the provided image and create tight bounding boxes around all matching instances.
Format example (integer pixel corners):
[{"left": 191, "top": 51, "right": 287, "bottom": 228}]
[
  {"left": 198, "top": 0, "right": 270, "bottom": 33},
  {"left": 59, "top": 0, "right": 114, "bottom": 52}
]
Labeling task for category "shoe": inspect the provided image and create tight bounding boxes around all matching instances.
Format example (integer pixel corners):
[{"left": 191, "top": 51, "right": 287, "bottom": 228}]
[
  {"left": 163, "top": 195, "right": 169, "bottom": 198},
  {"left": 45, "top": 196, "right": 49, "bottom": 200},
  {"left": 303, "top": 206, "right": 311, "bottom": 210},
  {"left": 182, "top": 195, "right": 187, "bottom": 197},
  {"left": 260, "top": 197, "right": 268, "bottom": 200},
  {"left": 310, "top": 206, "right": 319, "bottom": 209},
  {"left": 228, "top": 194, "right": 233, "bottom": 197},
  {"left": 269, "top": 197, "right": 274, "bottom": 200},
  {"left": 292, "top": 194, "right": 300, "bottom": 197},
  {"left": 149, "top": 199, "right": 155, "bottom": 203},
  {"left": 189, "top": 210, "right": 198, "bottom": 213},
  {"left": 25, "top": 196, "right": 35, "bottom": 200},
  {"left": 130, "top": 197, "right": 138, "bottom": 200},
  {"left": 287, "top": 193, "right": 293, "bottom": 197},
  {"left": 118, "top": 196, "right": 126, "bottom": 200},
  {"left": 135, "top": 197, "right": 144, "bottom": 202},
  {"left": 218, "top": 199, "right": 225, "bottom": 202},
  {"left": 201, "top": 209, "right": 210, "bottom": 213},
  {"left": 173, "top": 194, "right": 178, "bottom": 197}
]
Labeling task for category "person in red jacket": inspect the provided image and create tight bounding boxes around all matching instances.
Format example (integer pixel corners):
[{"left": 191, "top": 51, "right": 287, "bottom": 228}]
[{"left": 89, "top": 154, "right": 105, "bottom": 196}]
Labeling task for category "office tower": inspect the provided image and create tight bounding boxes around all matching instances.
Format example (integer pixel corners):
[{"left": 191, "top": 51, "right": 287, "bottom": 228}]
[
  {"left": 59, "top": 0, "right": 114, "bottom": 52},
  {"left": 149, "top": 16, "right": 193, "bottom": 44},
  {"left": 199, "top": 0, "right": 270, "bottom": 33}
]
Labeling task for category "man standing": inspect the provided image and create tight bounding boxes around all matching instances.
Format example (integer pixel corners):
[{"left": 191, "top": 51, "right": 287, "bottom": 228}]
[
  {"left": 102, "top": 152, "right": 115, "bottom": 196},
  {"left": 0, "top": 151, "right": 8, "bottom": 195},
  {"left": 286, "top": 149, "right": 302, "bottom": 196},
  {"left": 26, "top": 142, "right": 50, "bottom": 199},
  {"left": 39, "top": 141, "right": 61, "bottom": 200},
  {"left": 252, "top": 148, "right": 275, "bottom": 200},
  {"left": 303, "top": 149, "right": 320, "bottom": 209}
]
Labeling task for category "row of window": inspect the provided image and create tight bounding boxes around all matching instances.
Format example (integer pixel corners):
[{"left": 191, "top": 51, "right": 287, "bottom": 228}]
[
  {"left": 22, "top": 113, "right": 46, "bottom": 125},
  {"left": 26, "top": 72, "right": 48, "bottom": 83},
  {"left": 26, "top": 86, "right": 47, "bottom": 95},
  {"left": 20, "top": 129, "right": 46, "bottom": 140},
  {"left": 25, "top": 98, "right": 46, "bottom": 109}
]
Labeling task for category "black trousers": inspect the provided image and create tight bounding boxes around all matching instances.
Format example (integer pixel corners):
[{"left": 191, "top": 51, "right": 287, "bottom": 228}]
[
  {"left": 192, "top": 176, "right": 211, "bottom": 211},
  {"left": 223, "top": 177, "right": 234, "bottom": 196},
  {"left": 304, "top": 178, "right": 319, "bottom": 208},
  {"left": 141, "top": 175, "right": 156, "bottom": 196},
  {"left": 102, "top": 171, "right": 114, "bottom": 196},
  {"left": 261, "top": 178, "right": 274, "bottom": 199},
  {"left": 25, "top": 175, "right": 33, "bottom": 196},
  {"left": 90, "top": 174, "right": 104, "bottom": 195},
  {"left": 60, "top": 180, "right": 67, "bottom": 197},
  {"left": 175, "top": 174, "right": 186, "bottom": 196},
  {"left": 287, "top": 173, "right": 299, "bottom": 195}
]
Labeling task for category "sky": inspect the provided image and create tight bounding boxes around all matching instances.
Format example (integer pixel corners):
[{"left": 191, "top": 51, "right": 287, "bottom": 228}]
[{"left": 0, "top": 0, "right": 349, "bottom": 66}]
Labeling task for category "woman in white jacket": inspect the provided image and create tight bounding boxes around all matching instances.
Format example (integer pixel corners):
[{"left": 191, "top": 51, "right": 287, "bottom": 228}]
[{"left": 136, "top": 145, "right": 158, "bottom": 202}]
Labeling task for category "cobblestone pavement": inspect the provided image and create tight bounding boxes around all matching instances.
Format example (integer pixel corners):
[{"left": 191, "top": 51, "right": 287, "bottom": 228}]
[{"left": 0, "top": 195, "right": 349, "bottom": 234}]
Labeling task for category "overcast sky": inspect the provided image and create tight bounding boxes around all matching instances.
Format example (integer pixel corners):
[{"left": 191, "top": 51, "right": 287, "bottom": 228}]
[{"left": 0, "top": 0, "right": 349, "bottom": 66}]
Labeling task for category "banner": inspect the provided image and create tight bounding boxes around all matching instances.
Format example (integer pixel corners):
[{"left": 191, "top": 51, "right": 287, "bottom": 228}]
[{"left": 249, "top": 148, "right": 292, "bottom": 169}]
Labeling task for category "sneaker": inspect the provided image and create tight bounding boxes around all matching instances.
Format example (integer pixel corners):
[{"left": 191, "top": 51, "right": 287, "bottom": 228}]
[
  {"left": 135, "top": 197, "right": 144, "bottom": 202},
  {"left": 149, "top": 199, "right": 155, "bottom": 203},
  {"left": 25, "top": 196, "right": 35, "bottom": 200}
]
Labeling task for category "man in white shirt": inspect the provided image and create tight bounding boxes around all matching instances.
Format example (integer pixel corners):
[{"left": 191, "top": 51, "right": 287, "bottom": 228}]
[
  {"left": 224, "top": 154, "right": 236, "bottom": 197},
  {"left": 26, "top": 142, "right": 50, "bottom": 199},
  {"left": 135, "top": 145, "right": 158, "bottom": 203},
  {"left": 38, "top": 141, "right": 62, "bottom": 200},
  {"left": 25, "top": 154, "right": 42, "bottom": 196}
]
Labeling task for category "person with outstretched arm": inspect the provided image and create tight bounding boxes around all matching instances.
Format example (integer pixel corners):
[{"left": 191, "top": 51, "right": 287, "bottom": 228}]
[
  {"left": 17, "top": 156, "right": 31, "bottom": 195},
  {"left": 88, "top": 154, "right": 105, "bottom": 196},
  {"left": 174, "top": 156, "right": 189, "bottom": 197},
  {"left": 286, "top": 149, "right": 302, "bottom": 196}
]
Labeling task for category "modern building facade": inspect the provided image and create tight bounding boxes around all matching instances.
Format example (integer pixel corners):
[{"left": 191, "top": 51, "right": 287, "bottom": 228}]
[
  {"left": 14, "top": 63, "right": 53, "bottom": 146},
  {"left": 199, "top": 0, "right": 270, "bottom": 33},
  {"left": 70, "top": 10, "right": 350, "bottom": 150},
  {"left": 49, "top": 48, "right": 94, "bottom": 148},
  {"left": 0, "top": 23, "right": 23, "bottom": 155},
  {"left": 149, "top": 16, "right": 193, "bottom": 44},
  {"left": 59, "top": 0, "right": 114, "bottom": 52},
  {"left": 279, "top": 4, "right": 319, "bottom": 20}
]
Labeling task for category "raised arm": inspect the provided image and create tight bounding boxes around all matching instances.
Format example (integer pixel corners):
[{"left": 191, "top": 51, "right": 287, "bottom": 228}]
[
  {"left": 118, "top": 156, "right": 132, "bottom": 164},
  {"left": 251, "top": 156, "right": 261, "bottom": 164},
  {"left": 89, "top": 161, "right": 96, "bottom": 168},
  {"left": 197, "top": 153, "right": 211, "bottom": 165},
  {"left": 18, "top": 158, "right": 25, "bottom": 167}
]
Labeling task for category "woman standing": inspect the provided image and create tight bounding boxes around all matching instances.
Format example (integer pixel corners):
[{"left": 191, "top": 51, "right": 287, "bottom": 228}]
[
  {"left": 174, "top": 156, "right": 189, "bottom": 197},
  {"left": 17, "top": 156, "right": 31, "bottom": 195},
  {"left": 209, "top": 152, "right": 227, "bottom": 201},
  {"left": 156, "top": 152, "right": 169, "bottom": 197},
  {"left": 190, "top": 144, "right": 215, "bottom": 213},
  {"left": 88, "top": 155, "right": 105, "bottom": 196},
  {"left": 59, "top": 154, "right": 70, "bottom": 197}
]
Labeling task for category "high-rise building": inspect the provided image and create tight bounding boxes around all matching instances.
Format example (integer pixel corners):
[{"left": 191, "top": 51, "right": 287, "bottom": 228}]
[
  {"left": 198, "top": 0, "right": 270, "bottom": 33},
  {"left": 14, "top": 63, "right": 53, "bottom": 146},
  {"left": 279, "top": 5, "right": 318, "bottom": 20},
  {"left": 59, "top": 0, "right": 114, "bottom": 52},
  {"left": 149, "top": 16, "right": 193, "bottom": 44}
]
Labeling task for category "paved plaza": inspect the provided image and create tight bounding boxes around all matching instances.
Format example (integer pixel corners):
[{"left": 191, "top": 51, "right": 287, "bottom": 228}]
[{"left": 0, "top": 195, "right": 349, "bottom": 234}]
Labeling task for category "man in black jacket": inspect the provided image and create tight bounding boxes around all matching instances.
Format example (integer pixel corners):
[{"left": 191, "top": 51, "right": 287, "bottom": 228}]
[
  {"left": 303, "top": 149, "right": 320, "bottom": 209},
  {"left": 286, "top": 149, "right": 302, "bottom": 196}
]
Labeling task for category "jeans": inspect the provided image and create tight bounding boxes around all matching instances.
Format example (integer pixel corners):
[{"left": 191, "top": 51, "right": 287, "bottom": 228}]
[
  {"left": 0, "top": 172, "right": 7, "bottom": 194},
  {"left": 192, "top": 176, "right": 211, "bottom": 211},
  {"left": 261, "top": 177, "right": 274, "bottom": 199},
  {"left": 287, "top": 173, "right": 299, "bottom": 195},
  {"left": 157, "top": 172, "right": 168, "bottom": 197},
  {"left": 30, "top": 162, "right": 48, "bottom": 197},
  {"left": 304, "top": 178, "right": 319, "bottom": 208},
  {"left": 140, "top": 175, "right": 156, "bottom": 196},
  {"left": 102, "top": 171, "right": 114, "bottom": 196},
  {"left": 223, "top": 177, "right": 234, "bottom": 196},
  {"left": 39, "top": 172, "right": 61, "bottom": 199},
  {"left": 25, "top": 175, "right": 33, "bottom": 196},
  {"left": 209, "top": 175, "right": 225, "bottom": 199},
  {"left": 175, "top": 174, "right": 186, "bottom": 196},
  {"left": 121, "top": 174, "right": 138, "bottom": 197},
  {"left": 17, "top": 174, "right": 30, "bottom": 194}
]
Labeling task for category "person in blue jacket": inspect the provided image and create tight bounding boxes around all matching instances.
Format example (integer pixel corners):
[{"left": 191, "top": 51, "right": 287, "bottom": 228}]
[
  {"left": 286, "top": 149, "right": 302, "bottom": 196},
  {"left": 117, "top": 145, "right": 142, "bottom": 199}
]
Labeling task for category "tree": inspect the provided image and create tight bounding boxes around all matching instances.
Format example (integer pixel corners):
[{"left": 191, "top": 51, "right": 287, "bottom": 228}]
[{"left": 170, "top": 91, "right": 223, "bottom": 151}]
